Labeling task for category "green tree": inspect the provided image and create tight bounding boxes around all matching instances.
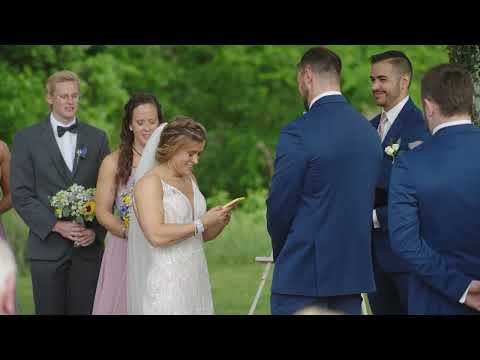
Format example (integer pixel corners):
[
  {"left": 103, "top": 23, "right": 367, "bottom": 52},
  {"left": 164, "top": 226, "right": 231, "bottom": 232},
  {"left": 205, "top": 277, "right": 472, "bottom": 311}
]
[
  {"left": 0, "top": 45, "right": 450, "bottom": 197},
  {"left": 448, "top": 45, "right": 480, "bottom": 124}
]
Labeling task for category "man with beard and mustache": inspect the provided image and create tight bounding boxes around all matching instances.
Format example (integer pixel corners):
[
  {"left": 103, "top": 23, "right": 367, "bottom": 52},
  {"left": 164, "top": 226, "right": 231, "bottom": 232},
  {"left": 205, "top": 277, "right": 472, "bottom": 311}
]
[
  {"left": 266, "top": 47, "right": 383, "bottom": 315},
  {"left": 367, "top": 51, "right": 430, "bottom": 315}
]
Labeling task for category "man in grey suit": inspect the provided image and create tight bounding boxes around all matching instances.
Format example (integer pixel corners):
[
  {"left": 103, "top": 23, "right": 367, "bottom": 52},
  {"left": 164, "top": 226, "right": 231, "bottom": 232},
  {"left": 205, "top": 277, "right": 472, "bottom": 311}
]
[{"left": 11, "top": 70, "right": 110, "bottom": 315}]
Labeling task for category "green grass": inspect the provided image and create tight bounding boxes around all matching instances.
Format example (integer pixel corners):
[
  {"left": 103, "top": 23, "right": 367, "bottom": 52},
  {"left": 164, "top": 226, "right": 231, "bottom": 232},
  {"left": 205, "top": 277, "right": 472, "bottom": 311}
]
[
  {"left": 16, "top": 262, "right": 273, "bottom": 315},
  {"left": 11, "top": 206, "right": 274, "bottom": 315},
  {"left": 210, "top": 263, "right": 272, "bottom": 315},
  {"left": 9, "top": 205, "right": 369, "bottom": 315},
  {"left": 16, "top": 274, "right": 35, "bottom": 315}
]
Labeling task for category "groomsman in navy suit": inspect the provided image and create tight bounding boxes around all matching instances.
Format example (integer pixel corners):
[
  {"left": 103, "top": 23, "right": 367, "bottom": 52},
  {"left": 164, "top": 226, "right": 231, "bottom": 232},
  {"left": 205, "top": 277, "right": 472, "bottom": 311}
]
[
  {"left": 266, "top": 47, "right": 383, "bottom": 315},
  {"left": 389, "top": 64, "right": 480, "bottom": 314},
  {"left": 367, "top": 51, "right": 430, "bottom": 314}
]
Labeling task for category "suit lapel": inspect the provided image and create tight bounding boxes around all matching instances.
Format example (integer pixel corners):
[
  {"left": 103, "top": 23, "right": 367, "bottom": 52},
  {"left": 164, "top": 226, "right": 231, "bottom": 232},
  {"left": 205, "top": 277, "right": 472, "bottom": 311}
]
[
  {"left": 41, "top": 119, "right": 73, "bottom": 184},
  {"left": 381, "top": 98, "right": 415, "bottom": 146},
  {"left": 371, "top": 115, "right": 380, "bottom": 131},
  {"left": 71, "top": 121, "right": 86, "bottom": 179}
]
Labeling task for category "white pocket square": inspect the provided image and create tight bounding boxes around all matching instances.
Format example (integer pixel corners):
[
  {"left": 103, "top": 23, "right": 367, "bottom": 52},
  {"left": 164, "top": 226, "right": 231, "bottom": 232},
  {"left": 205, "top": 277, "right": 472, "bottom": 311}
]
[{"left": 408, "top": 140, "right": 423, "bottom": 150}]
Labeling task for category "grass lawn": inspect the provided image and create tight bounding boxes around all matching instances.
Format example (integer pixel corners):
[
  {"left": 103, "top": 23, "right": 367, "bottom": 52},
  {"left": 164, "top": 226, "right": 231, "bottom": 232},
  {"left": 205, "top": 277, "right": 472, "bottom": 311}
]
[
  {"left": 16, "top": 262, "right": 273, "bottom": 315},
  {"left": 16, "top": 275, "right": 35, "bottom": 315},
  {"left": 210, "top": 263, "right": 272, "bottom": 315}
]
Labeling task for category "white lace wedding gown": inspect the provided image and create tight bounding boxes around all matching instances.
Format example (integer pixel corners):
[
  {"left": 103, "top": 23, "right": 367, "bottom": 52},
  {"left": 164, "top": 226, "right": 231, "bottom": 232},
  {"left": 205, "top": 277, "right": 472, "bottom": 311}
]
[{"left": 141, "top": 178, "right": 214, "bottom": 315}]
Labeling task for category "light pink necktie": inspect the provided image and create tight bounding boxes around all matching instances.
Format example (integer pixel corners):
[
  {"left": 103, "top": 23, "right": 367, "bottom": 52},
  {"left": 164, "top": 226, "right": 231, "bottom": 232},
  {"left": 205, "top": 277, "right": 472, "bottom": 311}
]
[{"left": 377, "top": 112, "right": 388, "bottom": 140}]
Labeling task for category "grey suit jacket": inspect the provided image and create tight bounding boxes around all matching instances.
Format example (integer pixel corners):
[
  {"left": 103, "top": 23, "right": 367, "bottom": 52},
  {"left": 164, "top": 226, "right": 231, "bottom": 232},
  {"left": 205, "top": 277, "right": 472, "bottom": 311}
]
[{"left": 11, "top": 116, "right": 110, "bottom": 261}]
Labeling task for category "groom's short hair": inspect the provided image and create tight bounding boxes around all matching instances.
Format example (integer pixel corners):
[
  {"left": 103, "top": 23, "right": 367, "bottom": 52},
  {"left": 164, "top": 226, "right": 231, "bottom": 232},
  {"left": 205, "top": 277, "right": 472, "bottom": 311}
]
[
  {"left": 370, "top": 50, "right": 413, "bottom": 88},
  {"left": 45, "top": 70, "right": 80, "bottom": 97},
  {"left": 421, "top": 63, "right": 474, "bottom": 118},
  {"left": 297, "top": 47, "right": 342, "bottom": 83}
]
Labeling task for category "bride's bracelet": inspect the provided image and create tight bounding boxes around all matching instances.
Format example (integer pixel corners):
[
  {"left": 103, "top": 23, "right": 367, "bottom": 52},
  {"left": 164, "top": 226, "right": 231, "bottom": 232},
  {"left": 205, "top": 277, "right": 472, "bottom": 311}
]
[{"left": 193, "top": 219, "right": 205, "bottom": 236}]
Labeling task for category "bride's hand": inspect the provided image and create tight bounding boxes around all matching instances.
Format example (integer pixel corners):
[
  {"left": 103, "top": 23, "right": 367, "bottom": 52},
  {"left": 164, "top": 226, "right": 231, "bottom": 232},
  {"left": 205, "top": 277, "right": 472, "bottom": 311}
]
[{"left": 201, "top": 206, "right": 231, "bottom": 228}]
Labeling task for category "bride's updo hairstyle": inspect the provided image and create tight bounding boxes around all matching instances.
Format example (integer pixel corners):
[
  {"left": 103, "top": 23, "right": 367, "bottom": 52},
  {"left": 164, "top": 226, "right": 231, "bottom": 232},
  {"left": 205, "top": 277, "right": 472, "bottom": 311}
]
[{"left": 156, "top": 116, "right": 207, "bottom": 163}]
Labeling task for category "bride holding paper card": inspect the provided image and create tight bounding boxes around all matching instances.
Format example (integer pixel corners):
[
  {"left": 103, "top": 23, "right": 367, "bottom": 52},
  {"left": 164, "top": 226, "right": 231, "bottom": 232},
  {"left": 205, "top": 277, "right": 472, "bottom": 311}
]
[{"left": 127, "top": 116, "right": 237, "bottom": 315}]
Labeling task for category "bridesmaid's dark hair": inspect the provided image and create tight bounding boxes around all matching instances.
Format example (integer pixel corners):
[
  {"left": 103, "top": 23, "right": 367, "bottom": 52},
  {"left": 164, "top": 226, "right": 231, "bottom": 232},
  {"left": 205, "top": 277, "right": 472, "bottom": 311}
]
[{"left": 116, "top": 92, "right": 164, "bottom": 187}]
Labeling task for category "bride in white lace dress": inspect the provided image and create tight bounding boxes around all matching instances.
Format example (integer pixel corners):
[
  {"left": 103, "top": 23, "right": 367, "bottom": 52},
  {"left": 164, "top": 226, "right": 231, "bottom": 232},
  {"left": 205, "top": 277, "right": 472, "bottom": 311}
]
[{"left": 127, "top": 117, "right": 233, "bottom": 315}]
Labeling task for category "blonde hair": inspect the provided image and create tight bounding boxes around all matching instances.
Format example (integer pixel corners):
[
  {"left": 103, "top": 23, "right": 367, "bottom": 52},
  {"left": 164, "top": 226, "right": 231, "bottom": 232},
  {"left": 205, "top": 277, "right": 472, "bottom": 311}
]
[
  {"left": 45, "top": 70, "right": 80, "bottom": 97},
  {"left": 156, "top": 116, "right": 207, "bottom": 163}
]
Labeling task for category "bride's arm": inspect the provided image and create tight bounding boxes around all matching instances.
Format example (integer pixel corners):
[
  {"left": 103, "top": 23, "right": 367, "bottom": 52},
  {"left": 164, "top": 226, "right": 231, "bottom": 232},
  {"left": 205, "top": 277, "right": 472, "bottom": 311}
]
[
  {"left": 203, "top": 221, "right": 228, "bottom": 242},
  {"left": 190, "top": 174, "right": 231, "bottom": 242},
  {"left": 134, "top": 174, "right": 196, "bottom": 248}
]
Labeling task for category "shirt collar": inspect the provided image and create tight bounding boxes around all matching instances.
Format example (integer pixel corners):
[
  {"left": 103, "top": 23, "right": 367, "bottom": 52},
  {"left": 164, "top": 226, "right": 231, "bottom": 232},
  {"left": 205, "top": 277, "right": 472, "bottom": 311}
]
[
  {"left": 381, "top": 95, "right": 410, "bottom": 125},
  {"left": 309, "top": 91, "right": 342, "bottom": 110},
  {"left": 50, "top": 112, "right": 76, "bottom": 130},
  {"left": 432, "top": 119, "right": 472, "bottom": 135}
]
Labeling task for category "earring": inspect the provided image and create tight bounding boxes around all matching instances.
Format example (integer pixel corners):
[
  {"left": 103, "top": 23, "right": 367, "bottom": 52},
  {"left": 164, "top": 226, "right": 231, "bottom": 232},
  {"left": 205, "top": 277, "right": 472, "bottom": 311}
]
[{"left": 129, "top": 127, "right": 133, "bottom": 132}]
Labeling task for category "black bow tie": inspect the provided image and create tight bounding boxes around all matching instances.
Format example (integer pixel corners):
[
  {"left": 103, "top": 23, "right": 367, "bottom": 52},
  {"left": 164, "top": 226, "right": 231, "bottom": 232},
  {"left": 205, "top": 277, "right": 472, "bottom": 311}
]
[{"left": 57, "top": 123, "right": 78, "bottom": 137}]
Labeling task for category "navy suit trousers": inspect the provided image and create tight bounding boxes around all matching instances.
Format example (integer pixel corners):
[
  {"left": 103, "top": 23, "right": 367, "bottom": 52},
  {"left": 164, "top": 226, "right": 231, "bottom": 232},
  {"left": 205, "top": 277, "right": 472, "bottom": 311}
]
[{"left": 271, "top": 292, "right": 362, "bottom": 315}]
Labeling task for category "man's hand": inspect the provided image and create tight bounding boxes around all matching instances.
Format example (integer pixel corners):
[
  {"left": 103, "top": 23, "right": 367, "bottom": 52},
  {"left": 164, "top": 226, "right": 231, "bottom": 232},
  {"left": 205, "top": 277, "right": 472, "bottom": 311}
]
[
  {"left": 52, "top": 221, "right": 86, "bottom": 242},
  {"left": 464, "top": 280, "right": 480, "bottom": 312},
  {"left": 76, "top": 228, "right": 96, "bottom": 247}
]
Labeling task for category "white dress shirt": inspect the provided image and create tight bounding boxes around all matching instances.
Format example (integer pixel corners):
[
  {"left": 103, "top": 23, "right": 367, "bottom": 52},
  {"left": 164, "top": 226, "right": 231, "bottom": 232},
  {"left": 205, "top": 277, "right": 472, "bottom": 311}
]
[
  {"left": 373, "top": 96, "right": 410, "bottom": 229},
  {"left": 50, "top": 113, "right": 77, "bottom": 172},
  {"left": 378, "top": 95, "right": 410, "bottom": 143},
  {"left": 309, "top": 91, "right": 342, "bottom": 110},
  {"left": 432, "top": 119, "right": 472, "bottom": 135}
]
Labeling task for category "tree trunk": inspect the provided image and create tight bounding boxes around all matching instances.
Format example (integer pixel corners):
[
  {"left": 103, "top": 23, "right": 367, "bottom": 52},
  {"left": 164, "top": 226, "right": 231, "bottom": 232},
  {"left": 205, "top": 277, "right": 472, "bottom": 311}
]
[{"left": 448, "top": 45, "right": 480, "bottom": 124}]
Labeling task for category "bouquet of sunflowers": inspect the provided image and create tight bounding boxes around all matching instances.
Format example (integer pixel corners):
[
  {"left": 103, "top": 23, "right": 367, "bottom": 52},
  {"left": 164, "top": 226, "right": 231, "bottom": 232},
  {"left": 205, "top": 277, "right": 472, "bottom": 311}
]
[
  {"left": 118, "top": 187, "right": 133, "bottom": 230},
  {"left": 49, "top": 184, "right": 96, "bottom": 226}
]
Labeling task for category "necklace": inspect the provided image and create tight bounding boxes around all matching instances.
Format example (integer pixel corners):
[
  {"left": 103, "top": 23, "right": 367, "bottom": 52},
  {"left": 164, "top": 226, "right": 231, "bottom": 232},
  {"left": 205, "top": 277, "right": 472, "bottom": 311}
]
[{"left": 132, "top": 146, "right": 142, "bottom": 156}]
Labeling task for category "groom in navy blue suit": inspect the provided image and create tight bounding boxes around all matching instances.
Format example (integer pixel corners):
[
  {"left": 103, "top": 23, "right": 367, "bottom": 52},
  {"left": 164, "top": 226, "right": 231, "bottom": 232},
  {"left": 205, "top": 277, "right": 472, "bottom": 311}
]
[
  {"left": 266, "top": 47, "right": 383, "bottom": 315},
  {"left": 367, "top": 51, "right": 430, "bottom": 314},
  {"left": 389, "top": 64, "right": 480, "bottom": 314}
]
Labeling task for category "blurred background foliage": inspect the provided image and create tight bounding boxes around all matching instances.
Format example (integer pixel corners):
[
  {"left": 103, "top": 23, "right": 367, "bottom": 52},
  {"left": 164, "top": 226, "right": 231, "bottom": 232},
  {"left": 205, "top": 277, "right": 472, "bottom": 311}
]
[
  {"left": 0, "top": 45, "right": 458, "bottom": 313},
  {"left": 0, "top": 45, "right": 449, "bottom": 200}
]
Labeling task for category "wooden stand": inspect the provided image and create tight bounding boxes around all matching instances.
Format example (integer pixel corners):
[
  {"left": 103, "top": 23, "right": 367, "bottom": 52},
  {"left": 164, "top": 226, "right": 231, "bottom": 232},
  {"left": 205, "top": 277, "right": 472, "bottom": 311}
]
[{"left": 248, "top": 253, "right": 273, "bottom": 315}]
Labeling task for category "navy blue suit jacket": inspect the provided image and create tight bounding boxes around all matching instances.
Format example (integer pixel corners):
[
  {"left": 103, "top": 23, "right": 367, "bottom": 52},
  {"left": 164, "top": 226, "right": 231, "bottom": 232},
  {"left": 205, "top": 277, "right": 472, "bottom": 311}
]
[
  {"left": 371, "top": 98, "right": 430, "bottom": 272},
  {"left": 389, "top": 124, "right": 480, "bottom": 315},
  {"left": 267, "top": 95, "right": 383, "bottom": 297}
]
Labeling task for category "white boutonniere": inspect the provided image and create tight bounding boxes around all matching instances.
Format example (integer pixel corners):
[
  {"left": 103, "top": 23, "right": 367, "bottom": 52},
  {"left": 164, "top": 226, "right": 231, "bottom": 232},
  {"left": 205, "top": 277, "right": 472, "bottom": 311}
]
[
  {"left": 77, "top": 144, "right": 88, "bottom": 159},
  {"left": 385, "top": 138, "right": 401, "bottom": 164}
]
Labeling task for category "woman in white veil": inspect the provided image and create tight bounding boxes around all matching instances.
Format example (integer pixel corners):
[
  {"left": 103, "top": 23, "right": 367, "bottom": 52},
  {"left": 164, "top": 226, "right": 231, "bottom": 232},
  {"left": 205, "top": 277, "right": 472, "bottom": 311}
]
[
  {"left": 127, "top": 123, "right": 167, "bottom": 314},
  {"left": 127, "top": 118, "right": 234, "bottom": 314}
]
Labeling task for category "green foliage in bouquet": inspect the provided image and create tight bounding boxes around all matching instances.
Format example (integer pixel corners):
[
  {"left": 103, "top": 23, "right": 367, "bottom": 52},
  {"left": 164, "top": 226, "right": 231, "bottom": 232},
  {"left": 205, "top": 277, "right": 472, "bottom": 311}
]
[{"left": 49, "top": 184, "right": 96, "bottom": 225}]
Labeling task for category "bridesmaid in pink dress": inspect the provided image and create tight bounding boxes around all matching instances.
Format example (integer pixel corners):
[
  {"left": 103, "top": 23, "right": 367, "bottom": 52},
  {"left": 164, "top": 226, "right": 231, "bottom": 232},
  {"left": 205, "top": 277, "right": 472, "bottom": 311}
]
[
  {"left": 0, "top": 139, "right": 12, "bottom": 245},
  {"left": 0, "top": 140, "right": 14, "bottom": 313},
  {"left": 92, "top": 93, "right": 164, "bottom": 314}
]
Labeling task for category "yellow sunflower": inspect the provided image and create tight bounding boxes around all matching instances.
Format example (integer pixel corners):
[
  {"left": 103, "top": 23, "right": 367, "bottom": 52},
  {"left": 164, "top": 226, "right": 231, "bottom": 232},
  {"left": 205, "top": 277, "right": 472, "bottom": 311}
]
[
  {"left": 83, "top": 200, "right": 96, "bottom": 217},
  {"left": 123, "top": 194, "right": 132, "bottom": 206}
]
